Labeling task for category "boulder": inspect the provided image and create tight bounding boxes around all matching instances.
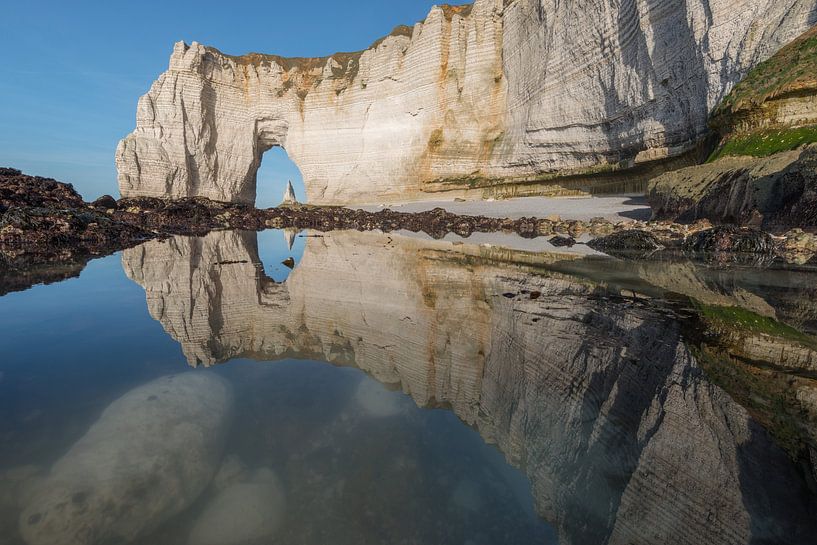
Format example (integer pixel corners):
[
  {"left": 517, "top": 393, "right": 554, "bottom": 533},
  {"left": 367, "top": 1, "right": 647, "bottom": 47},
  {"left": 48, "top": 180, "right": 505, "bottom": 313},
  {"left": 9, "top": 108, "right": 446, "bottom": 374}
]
[
  {"left": 19, "top": 373, "right": 233, "bottom": 545},
  {"left": 549, "top": 235, "right": 576, "bottom": 247},
  {"left": 587, "top": 230, "right": 664, "bottom": 257},
  {"left": 649, "top": 146, "right": 817, "bottom": 228},
  {"left": 683, "top": 226, "right": 777, "bottom": 256},
  {"left": 90, "top": 195, "right": 118, "bottom": 210}
]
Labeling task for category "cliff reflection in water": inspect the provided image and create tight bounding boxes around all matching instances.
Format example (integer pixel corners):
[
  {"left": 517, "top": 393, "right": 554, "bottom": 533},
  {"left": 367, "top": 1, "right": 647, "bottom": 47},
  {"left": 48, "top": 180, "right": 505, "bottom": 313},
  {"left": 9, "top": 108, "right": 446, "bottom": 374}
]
[{"left": 123, "top": 229, "right": 817, "bottom": 545}]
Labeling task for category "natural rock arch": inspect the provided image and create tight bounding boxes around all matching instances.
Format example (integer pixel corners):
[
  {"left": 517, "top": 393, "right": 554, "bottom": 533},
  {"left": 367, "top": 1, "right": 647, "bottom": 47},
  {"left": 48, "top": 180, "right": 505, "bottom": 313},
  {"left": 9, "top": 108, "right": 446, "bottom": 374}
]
[{"left": 116, "top": 0, "right": 817, "bottom": 205}]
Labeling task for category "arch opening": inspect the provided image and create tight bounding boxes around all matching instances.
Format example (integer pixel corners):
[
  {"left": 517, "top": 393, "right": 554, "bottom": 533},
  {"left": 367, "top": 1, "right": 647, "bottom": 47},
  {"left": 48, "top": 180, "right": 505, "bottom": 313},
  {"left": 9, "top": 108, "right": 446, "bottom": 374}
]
[{"left": 255, "top": 146, "right": 307, "bottom": 208}]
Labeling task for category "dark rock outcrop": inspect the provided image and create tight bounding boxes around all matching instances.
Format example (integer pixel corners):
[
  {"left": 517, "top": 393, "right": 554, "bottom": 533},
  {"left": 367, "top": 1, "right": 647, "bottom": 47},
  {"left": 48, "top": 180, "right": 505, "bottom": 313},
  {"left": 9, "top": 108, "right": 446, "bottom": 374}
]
[
  {"left": 548, "top": 235, "right": 576, "bottom": 247},
  {"left": 0, "top": 168, "right": 85, "bottom": 212},
  {"left": 683, "top": 226, "right": 777, "bottom": 255},
  {"left": 649, "top": 145, "right": 817, "bottom": 229},
  {"left": 587, "top": 229, "right": 665, "bottom": 257},
  {"left": 0, "top": 169, "right": 157, "bottom": 295},
  {"left": 91, "top": 195, "right": 118, "bottom": 210}
]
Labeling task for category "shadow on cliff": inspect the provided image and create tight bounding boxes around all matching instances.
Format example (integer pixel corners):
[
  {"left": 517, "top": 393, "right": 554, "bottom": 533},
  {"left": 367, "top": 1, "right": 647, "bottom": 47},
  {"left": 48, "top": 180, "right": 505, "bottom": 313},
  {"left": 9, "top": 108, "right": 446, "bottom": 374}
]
[{"left": 602, "top": 0, "right": 710, "bottom": 165}]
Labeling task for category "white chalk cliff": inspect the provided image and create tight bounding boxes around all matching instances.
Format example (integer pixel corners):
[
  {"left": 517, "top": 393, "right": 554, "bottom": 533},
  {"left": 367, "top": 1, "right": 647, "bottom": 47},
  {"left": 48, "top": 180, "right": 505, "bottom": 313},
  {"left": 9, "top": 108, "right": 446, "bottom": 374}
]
[{"left": 117, "top": 0, "right": 817, "bottom": 205}]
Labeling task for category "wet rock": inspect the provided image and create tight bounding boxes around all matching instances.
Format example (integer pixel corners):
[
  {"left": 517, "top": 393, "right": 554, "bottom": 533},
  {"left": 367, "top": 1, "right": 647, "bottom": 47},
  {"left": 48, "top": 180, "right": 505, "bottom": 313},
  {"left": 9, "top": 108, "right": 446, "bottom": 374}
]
[
  {"left": 589, "top": 221, "right": 615, "bottom": 236},
  {"left": 780, "top": 228, "right": 817, "bottom": 264},
  {"left": 188, "top": 468, "right": 285, "bottom": 545},
  {"left": 282, "top": 257, "right": 295, "bottom": 269},
  {"left": 211, "top": 455, "right": 249, "bottom": 493},
  {"left": 683, "top": 226, "right": 777, "bottom": 255},
  {"left": 549, "top": 235, "right": 576, "bottom": 247},
  {"left": 536, "top": 220, "right": 554, "bottom": 236},
  {"left": 0, "top": 466, "right": 43, "bottom": 545},
  {"left": 587, "top": 230, "right": 664, "bottom": 254},
  {"left": 19, "top": 373, "right": 234, "bottom": 545},
  {"left": 0, "top": 204, "right": 155, "bottom": 297},
  {"left": 0, "top": 169, "right": 157, "bottom": 293},
  {"left": 1, "top": 207, "right": 150, "bottom": 249},
  {"left": 90, "top": 195, "right": 118, "bottom": 210},
  {"left": 0, "top": 168, "right": 85, "bottom": 212},
  {"left": 649, "top": 145, "right": 817, "bottom": 229}
]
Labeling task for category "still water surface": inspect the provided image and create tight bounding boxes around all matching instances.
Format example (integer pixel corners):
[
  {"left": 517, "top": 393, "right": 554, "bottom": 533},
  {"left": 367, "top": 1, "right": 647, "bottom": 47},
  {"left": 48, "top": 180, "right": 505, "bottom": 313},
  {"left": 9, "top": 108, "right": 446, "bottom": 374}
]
[{"left": 1, "top": 228, "right": 816, "bottom": 545}]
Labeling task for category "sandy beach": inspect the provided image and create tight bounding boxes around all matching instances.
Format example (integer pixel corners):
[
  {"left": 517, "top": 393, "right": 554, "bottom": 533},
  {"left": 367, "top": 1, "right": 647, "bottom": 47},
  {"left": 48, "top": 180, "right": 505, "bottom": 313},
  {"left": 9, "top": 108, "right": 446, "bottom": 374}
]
[{"left": 355, "top": 195, "right": 652, "bottom": 222}]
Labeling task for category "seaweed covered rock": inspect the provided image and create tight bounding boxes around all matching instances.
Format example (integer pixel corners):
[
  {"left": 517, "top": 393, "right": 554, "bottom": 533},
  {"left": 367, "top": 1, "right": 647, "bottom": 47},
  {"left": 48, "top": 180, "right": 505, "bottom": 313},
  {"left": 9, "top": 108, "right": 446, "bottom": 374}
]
[
  {"left": 683, "top": 226, "right": 777, "bottom": 256},
  {"left": 90, "top": 195, "right": 118, "bottom": 210},
  {"left": 549, "top": 235, "right": 576, "bottom": 247},
  {"left": 0, "top": 207, "right": 151, "bottom": 249},
  {"left": 0, "top": 168, "right": 85, "bottom": 212},
  {"left": 0, "top": 169, "right": 156, "bottom": 296},
  {"left": 588, "top": 230, "right": 664, "bottom": 255}
]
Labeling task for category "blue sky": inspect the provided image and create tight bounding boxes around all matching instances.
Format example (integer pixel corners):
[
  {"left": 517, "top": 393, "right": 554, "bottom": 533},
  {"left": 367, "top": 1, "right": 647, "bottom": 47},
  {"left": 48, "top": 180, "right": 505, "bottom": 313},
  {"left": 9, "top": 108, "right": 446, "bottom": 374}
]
[{"left": 0, "top": 1, "right": 452, "bottom": 205}]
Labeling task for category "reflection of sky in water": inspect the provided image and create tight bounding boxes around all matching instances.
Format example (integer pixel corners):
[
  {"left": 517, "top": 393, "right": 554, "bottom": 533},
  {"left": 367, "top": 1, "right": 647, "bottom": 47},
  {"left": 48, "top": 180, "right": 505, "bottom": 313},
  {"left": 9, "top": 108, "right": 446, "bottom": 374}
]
[
  {"left": 0, "top": 233, "right": 555, "bottom": 545},
  {"left": 257, "top": 228, "right": 308, "bottom": 283}
]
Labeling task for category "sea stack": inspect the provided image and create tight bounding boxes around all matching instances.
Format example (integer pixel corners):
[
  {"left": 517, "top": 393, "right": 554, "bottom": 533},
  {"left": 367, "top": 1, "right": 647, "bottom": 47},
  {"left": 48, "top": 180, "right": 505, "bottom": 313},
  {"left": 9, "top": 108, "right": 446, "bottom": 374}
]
[{"left": 281, "top": 181, "right": 298, "bottom": 207}]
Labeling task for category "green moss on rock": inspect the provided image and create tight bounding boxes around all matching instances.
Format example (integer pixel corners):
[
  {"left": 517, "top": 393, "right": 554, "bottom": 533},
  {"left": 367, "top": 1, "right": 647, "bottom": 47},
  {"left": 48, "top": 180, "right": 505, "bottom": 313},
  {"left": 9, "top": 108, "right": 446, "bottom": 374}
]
[
  {"left": 708, "top": 125, "right": 817, "bottom": 160},
  {"left": 713, "top": 25, "right": 817, "bottom": 120},
  {"left": 694, "top": 302, "right": 816, "bottom": 347}
]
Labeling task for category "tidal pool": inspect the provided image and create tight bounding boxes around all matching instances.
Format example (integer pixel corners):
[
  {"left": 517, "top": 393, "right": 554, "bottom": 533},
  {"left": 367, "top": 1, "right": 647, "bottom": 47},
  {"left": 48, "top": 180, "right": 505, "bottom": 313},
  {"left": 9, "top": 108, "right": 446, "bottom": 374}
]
[{"left": 1, "top": 228, "right": 816, "bottom": 545}]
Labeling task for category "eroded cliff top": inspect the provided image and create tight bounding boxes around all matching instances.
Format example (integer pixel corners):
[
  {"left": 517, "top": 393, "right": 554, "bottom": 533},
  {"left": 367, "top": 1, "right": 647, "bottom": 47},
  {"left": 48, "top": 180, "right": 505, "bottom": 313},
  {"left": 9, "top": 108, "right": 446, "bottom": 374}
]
[{"left": 199, "top": 3, "right": 472, "bottom": 77}]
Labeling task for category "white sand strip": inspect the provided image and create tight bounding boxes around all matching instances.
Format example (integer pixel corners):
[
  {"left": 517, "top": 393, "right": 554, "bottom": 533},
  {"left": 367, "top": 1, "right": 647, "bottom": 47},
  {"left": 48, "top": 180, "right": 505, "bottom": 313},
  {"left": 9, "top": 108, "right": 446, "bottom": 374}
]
[{"left": 354, "top": 195, "right": 651, "bottom": 222}]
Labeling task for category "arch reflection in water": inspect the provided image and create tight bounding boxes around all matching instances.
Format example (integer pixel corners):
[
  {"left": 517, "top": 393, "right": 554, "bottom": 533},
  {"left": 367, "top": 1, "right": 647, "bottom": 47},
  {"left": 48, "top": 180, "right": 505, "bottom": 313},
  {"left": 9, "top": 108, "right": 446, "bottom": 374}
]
[{"left": 123, "top": 229, "right": 817, "bottom": 545}]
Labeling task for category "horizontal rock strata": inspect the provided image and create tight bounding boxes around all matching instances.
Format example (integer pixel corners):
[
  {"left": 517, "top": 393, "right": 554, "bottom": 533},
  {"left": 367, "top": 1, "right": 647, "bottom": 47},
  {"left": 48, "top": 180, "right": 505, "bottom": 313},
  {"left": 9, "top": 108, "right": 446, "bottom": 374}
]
[{"left": 116, "top": 0, "right": 817, "bottom": 205}]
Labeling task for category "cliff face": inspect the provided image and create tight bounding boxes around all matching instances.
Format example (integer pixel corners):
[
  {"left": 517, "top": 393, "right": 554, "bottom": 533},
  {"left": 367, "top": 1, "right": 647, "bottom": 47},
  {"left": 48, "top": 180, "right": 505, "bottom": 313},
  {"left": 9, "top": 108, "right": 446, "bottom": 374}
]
[
  {"left": 116, "top": 0, "right": 817, "bottom": 205},
  {"left": 647, "top": 24, "right": 817, "bottom": 227},
  {"left": 122, "top": 230, "right": 817, "bottom": 544}
]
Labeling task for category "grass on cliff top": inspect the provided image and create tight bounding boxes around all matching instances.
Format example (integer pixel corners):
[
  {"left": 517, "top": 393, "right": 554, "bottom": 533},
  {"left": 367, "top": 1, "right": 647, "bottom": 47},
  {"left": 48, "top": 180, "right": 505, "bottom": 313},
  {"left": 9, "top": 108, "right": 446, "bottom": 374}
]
[
  {"left": 707, "top": 124, "right": 817, "bottom": 161},
  {"left": 714, "top": 25, "right": 817, "bottom": 117},
  {"left": 695, "top": 302, "right": 816, "bottom": 346}
]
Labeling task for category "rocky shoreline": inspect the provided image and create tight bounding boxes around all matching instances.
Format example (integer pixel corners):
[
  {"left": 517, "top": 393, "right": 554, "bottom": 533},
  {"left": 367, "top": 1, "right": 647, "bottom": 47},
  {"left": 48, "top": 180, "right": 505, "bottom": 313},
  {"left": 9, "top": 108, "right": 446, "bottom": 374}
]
[{"left": 3, "top": 167, "right": 817, "bottom": 294}]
